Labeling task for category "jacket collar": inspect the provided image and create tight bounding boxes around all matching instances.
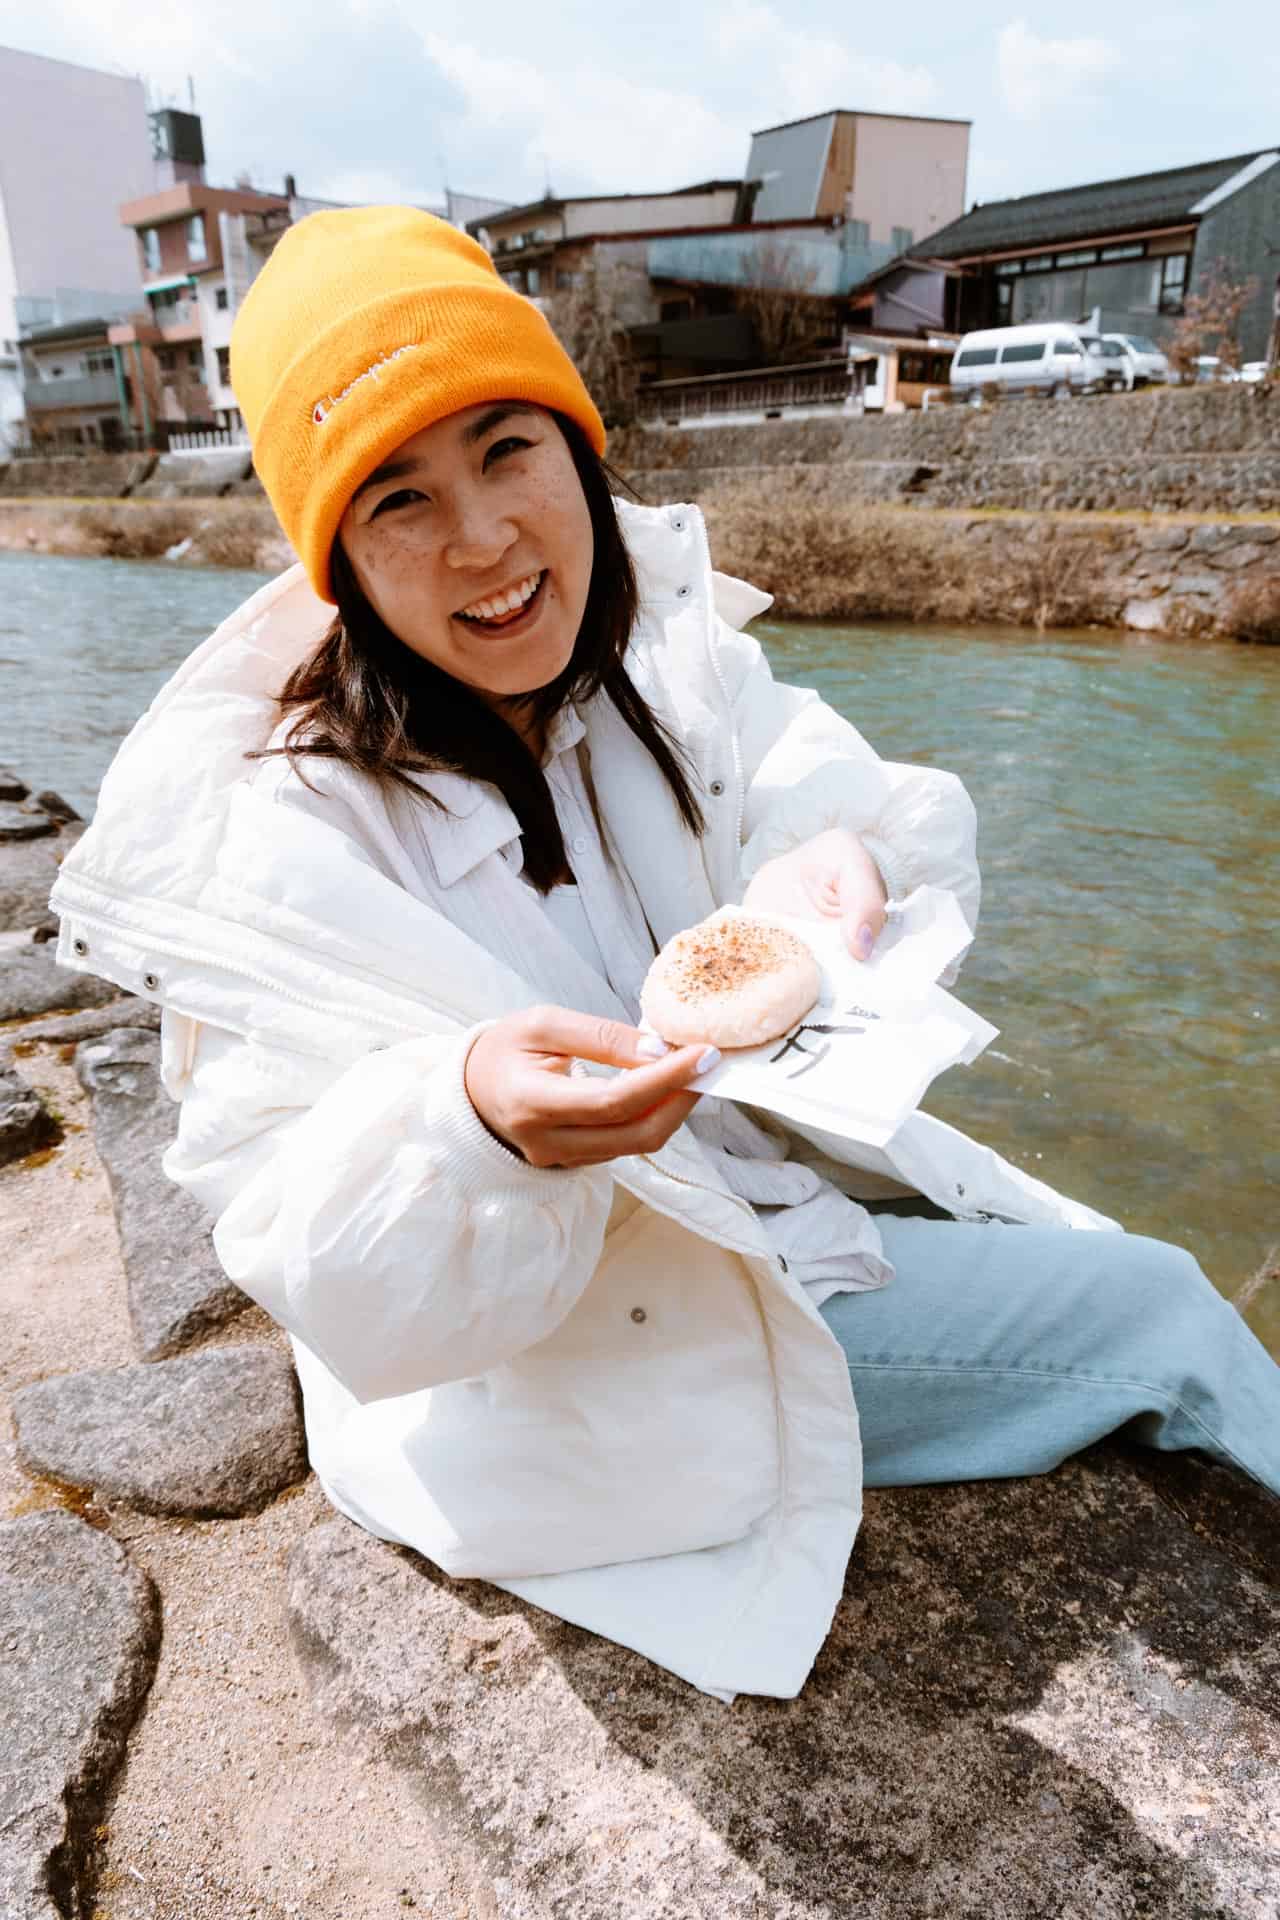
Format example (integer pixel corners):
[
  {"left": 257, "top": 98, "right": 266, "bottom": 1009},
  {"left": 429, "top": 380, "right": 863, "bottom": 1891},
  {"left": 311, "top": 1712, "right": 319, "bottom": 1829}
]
[{"left": 409, "top": 703, "right": 588, "bottom": 890}]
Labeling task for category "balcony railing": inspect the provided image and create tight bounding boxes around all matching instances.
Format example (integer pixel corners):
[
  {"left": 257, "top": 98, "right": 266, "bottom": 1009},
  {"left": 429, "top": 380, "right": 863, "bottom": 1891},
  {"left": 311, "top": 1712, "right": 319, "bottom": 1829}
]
[
  {"left": 636, "top": 359, "right": 864, "bottom": 425},
  {"left": 151, "top": 298, "right": 201, "bottom": 332},
  {"left": 24, "top": 373, "right": 119, "bottom": 411}
]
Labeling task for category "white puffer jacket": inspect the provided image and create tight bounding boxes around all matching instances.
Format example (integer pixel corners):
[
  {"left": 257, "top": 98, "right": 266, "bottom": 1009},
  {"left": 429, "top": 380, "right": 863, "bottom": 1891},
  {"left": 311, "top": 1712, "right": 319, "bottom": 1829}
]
[{"left": 51, "top": 501, "right": 1117, "bottom": 1701}]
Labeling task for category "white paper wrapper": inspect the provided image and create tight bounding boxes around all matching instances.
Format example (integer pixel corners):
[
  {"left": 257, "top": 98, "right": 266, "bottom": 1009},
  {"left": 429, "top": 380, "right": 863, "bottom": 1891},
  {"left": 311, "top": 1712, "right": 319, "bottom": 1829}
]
[{"left": 655, "top": 887, "right": 997, "bottom": 1150}]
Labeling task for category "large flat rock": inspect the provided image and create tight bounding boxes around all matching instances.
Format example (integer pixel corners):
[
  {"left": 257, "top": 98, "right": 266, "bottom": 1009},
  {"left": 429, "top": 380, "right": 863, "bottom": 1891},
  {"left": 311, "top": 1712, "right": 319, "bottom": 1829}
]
[
  {"left": 13, "top": 1345, "right": 307, "bottom": 1517},
  {"left": 74, "top": 1027, "right": 248, "bottom": 1359},
  {"left": 0, "top": 932, "right": 120, "bottom": 1021},
  {"left": 288, "top": 1448, "right": 1280, "bottom": 1919},
  {"left": 0, "top": 1512, "right": 159, "bottom": 1920},
  {"left": 0, "top": 809, "right": 82, "bottom": 931}
]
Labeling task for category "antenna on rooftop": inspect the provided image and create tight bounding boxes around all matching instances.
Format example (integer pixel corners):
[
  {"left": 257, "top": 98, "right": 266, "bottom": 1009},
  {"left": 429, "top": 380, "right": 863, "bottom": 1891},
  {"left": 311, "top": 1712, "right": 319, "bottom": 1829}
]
[{"left": 187, "top": 73, "right": 196, "bottom": 111}]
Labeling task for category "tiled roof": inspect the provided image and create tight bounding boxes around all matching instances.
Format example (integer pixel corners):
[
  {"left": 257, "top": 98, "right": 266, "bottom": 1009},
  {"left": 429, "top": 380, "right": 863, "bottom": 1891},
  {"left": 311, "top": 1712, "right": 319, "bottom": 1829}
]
[{"left": 913, "top": 151, "right": 1265, "bottom": 258}]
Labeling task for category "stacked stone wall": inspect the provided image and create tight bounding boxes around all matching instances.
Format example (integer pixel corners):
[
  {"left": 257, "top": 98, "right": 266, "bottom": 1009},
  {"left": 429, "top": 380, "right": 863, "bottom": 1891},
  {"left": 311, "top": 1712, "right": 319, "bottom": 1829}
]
[{"left": 614, "top": 385, "right": 1280, "bottom": 473}]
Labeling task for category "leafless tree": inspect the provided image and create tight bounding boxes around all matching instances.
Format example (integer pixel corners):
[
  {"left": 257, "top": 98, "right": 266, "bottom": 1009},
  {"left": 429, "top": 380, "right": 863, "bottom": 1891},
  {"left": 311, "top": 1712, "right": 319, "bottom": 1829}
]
[
  {"left": 1165, "top": 261, "right": 1259, "bottom": 378},
  {"left": 548, "top": 256, "right": 638, "bottom": 429},
  {"left": 733, "top": 239, "right": 832, "bottom": 366}
]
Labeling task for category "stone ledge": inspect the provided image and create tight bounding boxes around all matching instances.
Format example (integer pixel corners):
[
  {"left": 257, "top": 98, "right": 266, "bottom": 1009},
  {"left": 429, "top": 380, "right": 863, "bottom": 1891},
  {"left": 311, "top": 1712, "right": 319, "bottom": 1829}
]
[
  {"left": 288, "top": 1445, "right": 1280, "bottom": 1919},
  {"left": 0, "top": 1511, "right": 160, "bottom": 1920}
]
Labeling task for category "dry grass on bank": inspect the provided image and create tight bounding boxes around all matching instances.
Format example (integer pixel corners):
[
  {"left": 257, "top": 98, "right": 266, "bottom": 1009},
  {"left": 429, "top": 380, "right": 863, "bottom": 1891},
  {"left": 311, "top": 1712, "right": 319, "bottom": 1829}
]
[
  {"left": 700, "top": 488, "right": 1124, "bottom": 629},
  {"left": 0, "top": 497, "right": 291, "bottom": 572}
]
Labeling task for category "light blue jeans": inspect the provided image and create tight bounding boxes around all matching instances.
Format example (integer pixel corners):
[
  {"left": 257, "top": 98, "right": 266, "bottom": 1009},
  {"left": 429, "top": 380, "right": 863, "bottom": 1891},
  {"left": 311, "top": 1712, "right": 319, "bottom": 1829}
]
[{"left": 819, "top": 1215, "right": 1280, "bottom": 1497}]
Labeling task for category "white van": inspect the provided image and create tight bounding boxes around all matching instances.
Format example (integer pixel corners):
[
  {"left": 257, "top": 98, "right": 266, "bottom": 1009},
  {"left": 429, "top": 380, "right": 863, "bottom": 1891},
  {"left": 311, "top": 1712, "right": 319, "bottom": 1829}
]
[{"left": 949, "top": 323, "right": 1107, "bottom": 401}]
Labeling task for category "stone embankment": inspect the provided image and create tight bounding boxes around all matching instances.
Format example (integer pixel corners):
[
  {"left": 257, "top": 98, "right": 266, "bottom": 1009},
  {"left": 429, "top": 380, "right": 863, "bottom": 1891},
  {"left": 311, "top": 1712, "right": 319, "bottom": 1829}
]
[
  {"left": 2, "top": 761, "right": 1279, "bottom": 1918},
  {"left": 0, "top": 386, "right": 1278, "bottom": 636}
]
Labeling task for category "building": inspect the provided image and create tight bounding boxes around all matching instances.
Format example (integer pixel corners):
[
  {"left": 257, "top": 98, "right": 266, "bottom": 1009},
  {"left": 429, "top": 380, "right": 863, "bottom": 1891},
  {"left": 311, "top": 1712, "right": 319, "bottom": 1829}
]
[
  {"left": 0, "top": 45, "right": 155, "bottom": 449},
  {"left": 107, "top": 111, "right": 292, "bottom": 440},
  {"left": 631, "top": 110, "right": 970, "bottom": 378},
  {"left": 18, "top": 317, "right": 129, "bottom": 450},
  {"left": 903, "top": 149, "right": 1280, "bottom": 361},
  {"left": 742, "top": 108, "right": 969, "bottom": 247},
  {"left": 476, "top": 183, "right": 743, "bottom": 306}
]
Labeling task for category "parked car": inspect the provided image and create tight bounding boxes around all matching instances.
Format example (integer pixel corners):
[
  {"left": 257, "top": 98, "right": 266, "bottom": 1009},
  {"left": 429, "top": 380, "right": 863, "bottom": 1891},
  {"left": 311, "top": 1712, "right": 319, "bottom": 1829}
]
[
  {"left": 1102, "top": 333, "right": 1171, "bottom": 385},
  {"left": 1238, "top": 361, "right": 1272, "bottom": 384},
  {"left": 950, "top": 323, "right": 1108, "bottom": 401},
  {"left": 1081, "top": 335, "right": 1135, "bottom": 390},
  {"left": 1180, "top": 356, "right": 1240, "bottom": 384}
]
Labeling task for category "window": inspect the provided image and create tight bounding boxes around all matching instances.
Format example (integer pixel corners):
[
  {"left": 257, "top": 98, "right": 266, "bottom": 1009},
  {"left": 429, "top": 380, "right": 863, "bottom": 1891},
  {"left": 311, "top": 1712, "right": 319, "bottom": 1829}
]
[
  {"left": 215, "top": 286, "right": 229, "bottom": 311},
  {"left": 890, "top": 225, "right": 914, "bottom": 253},
  {"left": 186, "top": 345, "right": 202, "bottom": 367},
  {"left": 557, "top": 270, "right": 580, "bottom": 290},
  {"left": 955, "top": 346, "right": 998, "bottom": 367},
  {"left": 526, "top": 267, "right": 540, "bottom": 295},
  {"left": 995, "top": 279, "right": 1014, "bottom": 321},
  {"left": 1055, "top": 249, "right": 1097, "bottom": 268},
  {"left": 1101, "top": 242, "right": 1145, "bottom": 262},
  {"left": 216, "top": 346, "right": 231, "bottom": 385},
  {"left": 187, "top": 213, "right": 207, "bottom": 263},
  {"left": 157, "top": 348, "right": 176, "bottom": 372},
  {"left": 84, "top": 352, "right": 114, "bottom": 375},
  {"left": 994, "top": 259, "right": 1022, "bottom": 276},
  {"left": 142, "top": 227, "right": 161, "bottom": 274},
  {"left": 659, "top": 298, "right": 691, "bottom": 321},
  {"left": 1159, "top": 253, "right": 1188, "bottom": 314},
  {"left": 845, "top": 219, "right": 871, "bottom": 248},
  {"left": 1022, "top": 254, "right": 1054, "bottom": 273},
  {"left": 1000, "top": 341, "right": 1046, "bottom": 362},
  {"left": 1053, "top": 339, "right": 1082, "bottom": 357}
]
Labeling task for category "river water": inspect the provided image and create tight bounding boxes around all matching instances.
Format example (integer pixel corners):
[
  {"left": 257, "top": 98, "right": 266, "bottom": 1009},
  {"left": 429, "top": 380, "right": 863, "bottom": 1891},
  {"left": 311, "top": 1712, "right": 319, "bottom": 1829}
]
[{"left": 3, "top": 551, "right": 1277, "bottom": 1356}]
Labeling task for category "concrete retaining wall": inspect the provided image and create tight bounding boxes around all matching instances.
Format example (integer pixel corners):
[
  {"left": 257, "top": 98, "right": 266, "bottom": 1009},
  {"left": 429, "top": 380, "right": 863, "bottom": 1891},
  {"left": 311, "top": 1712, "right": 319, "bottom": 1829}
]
[
  {"left": 133, "top": 450, "right": 254, "bottom": 499},
  {"left": 0, "top": 453, "right": 156, "bottom": 498}
]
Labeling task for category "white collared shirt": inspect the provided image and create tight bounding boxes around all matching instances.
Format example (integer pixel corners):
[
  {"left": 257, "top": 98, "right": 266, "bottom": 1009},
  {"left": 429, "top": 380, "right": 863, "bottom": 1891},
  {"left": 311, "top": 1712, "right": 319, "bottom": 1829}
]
[{"left": 529, "top": 705, "right": 892, "bottom": 1302}]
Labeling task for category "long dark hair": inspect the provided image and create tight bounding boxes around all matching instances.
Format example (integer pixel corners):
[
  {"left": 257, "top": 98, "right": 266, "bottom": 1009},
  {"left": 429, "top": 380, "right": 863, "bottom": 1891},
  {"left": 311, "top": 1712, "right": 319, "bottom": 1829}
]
[{"left": 254, "top": 411, "right": 704, "bottom": 891}]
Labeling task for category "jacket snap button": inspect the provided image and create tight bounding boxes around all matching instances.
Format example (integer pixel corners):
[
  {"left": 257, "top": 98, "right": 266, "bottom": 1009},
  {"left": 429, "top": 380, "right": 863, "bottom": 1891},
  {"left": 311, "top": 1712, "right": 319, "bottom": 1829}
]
[
  {"left": 709, "top": 779, "right": 725, "bottom": 797},
  {"left": 630, "top": 1306, "right": 647, "bottom": 1324},
  {"left": 670, "top": 514, "right": 686, "bottom": 531},
  {"left": 72, "top": 937, "right": 88, "bottom": 957},
  {"left": 675, "top": 584, "right": 691, "bottom": 598},
  {"left": 142, "top": 971, "right": 160, "bottom": 992}
]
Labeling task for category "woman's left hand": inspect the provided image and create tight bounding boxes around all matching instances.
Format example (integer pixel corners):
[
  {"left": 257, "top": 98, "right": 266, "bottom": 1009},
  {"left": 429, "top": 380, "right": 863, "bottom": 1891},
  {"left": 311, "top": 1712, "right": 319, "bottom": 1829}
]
[{"left": 741, "top": 827, "right": 888, "bottom": 960}]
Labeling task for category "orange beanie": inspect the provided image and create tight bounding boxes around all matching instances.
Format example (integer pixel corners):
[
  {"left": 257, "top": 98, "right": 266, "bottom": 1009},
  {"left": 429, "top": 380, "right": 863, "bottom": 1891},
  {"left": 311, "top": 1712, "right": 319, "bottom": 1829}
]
[{"left": 230, "top": 206, "right": 606, "bottom": 603}]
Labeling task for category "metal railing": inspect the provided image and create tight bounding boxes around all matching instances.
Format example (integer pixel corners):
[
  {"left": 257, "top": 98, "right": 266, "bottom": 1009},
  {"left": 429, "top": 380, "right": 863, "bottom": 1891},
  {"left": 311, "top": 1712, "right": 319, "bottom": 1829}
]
[
  {"left": 166, "top": 427, "right": 249, "bottom": 454},
  {"left": 636, "top": 359, "right": 862, "bottom": 425}
]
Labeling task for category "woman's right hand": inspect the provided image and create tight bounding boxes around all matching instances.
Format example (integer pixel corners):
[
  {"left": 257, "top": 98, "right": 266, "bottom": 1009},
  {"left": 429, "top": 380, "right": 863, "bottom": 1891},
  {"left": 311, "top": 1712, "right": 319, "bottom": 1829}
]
[{"left": 464, "top": 1006, "right": 715, "bottom": 1169}]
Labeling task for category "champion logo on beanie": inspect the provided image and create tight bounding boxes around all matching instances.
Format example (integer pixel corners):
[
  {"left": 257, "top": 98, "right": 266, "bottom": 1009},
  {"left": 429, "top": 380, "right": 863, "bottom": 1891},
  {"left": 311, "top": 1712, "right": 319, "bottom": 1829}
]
[
  {"left": 230, "top": 204, "right": 605, "bottom": 604},
  {"left": 311, "top": 344, "right": 421, "bottom": 427}
]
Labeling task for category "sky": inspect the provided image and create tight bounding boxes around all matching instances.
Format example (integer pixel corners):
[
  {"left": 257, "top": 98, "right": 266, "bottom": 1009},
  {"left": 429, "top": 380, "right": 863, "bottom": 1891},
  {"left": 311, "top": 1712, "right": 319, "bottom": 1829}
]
[{"left": 1, "top": 0, "right": 1275, "bottom": 221}]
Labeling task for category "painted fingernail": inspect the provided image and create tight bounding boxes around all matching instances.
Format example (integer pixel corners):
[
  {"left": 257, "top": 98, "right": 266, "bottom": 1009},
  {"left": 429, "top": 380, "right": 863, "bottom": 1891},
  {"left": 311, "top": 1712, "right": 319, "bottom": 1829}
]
[
  {"left": 855, "top": 923, "right": 875, "bottom": 959},
  {"left": 695, "top": 1046, "right": 722, "bottom": 1075},
  {"left": 636, "top": 1033, "right": 668, "bottom": 1059}
]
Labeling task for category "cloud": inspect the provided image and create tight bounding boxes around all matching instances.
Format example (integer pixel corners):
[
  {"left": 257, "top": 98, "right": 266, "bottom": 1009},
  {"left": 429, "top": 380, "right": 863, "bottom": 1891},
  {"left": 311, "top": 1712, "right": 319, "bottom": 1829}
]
[
  {"left": 996, "top": 19, "right": 1120, "bottom": 123},
  {"left": 716, "top": 6, "right": 939, "bottom": 119},
  {"left": 421, "top": 32, "right": 743, "bottom": 196}
]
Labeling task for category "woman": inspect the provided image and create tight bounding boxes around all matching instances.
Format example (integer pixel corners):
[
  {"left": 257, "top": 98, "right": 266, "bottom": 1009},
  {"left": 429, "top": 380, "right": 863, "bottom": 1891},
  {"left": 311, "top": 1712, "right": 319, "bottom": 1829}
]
[{"left": 51, "top": 209, "right": 1280, "bottom": 1703}]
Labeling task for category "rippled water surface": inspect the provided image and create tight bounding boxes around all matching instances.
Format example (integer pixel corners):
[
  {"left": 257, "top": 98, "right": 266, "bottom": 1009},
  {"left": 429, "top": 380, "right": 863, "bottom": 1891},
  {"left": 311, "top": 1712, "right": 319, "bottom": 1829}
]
[{"left": 2, "top": 551, "right": 1276, "bottom": 1354}]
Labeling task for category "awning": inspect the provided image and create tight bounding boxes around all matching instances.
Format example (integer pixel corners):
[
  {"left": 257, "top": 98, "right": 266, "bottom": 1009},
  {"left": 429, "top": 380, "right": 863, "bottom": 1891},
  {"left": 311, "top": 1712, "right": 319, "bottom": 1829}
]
[{"left": 144, "top": 274, "right": 196, "bottom": 295}]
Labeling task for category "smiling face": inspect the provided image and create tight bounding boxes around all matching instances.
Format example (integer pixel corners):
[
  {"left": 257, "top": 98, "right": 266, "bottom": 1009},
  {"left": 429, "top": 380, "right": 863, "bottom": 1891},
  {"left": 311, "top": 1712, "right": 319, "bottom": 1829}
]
[{"left": 337, "top": 402, "right": 594, "bottom": 717}]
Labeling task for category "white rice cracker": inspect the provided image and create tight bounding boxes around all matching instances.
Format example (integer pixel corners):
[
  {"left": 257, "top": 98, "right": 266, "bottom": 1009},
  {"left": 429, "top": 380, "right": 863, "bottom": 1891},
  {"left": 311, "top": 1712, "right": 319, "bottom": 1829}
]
[{"left": 640, "top": 908, "right": 821, "bottom": 1050}]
